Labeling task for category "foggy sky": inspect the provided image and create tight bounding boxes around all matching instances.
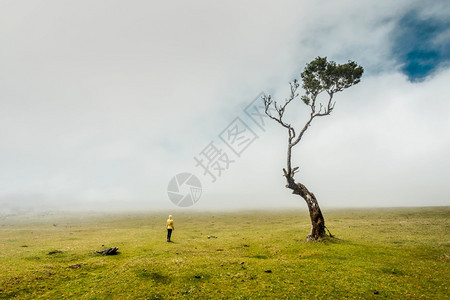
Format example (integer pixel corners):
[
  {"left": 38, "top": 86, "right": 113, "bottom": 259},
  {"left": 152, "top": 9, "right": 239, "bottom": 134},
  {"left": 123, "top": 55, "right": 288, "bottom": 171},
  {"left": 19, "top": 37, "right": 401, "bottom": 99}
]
[{"left": 1, "top": 0, "right": 449, "bottom": 212}]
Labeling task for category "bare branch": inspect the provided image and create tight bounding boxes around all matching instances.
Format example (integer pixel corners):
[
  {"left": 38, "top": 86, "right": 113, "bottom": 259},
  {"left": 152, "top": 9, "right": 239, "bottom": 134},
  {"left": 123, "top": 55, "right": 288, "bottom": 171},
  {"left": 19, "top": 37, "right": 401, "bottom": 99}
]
[
  {"left": 289, "top": 127, "right": 296, "bottom": 140},
  {"left": 318, "top": 103, "right": 323, "bottom": 115},
  {"left": 291, "top": 91, "right": 335, "bottom": 146},
  {"left": 263, "top": 96, "right": 291, "bottom": 129},
  {"left": 291, "top": 115, "right": 314, "bottom": 147},
  {"left": 262, "top": 81, "right": 300, "bottom": 134}
]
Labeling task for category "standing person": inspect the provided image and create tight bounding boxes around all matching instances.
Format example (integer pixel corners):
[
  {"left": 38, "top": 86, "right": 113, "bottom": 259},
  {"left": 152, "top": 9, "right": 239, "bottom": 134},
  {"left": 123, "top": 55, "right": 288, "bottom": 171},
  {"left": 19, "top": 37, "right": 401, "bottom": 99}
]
[{"left": 166, "top": 215, "right": 174, "bottom": 242}]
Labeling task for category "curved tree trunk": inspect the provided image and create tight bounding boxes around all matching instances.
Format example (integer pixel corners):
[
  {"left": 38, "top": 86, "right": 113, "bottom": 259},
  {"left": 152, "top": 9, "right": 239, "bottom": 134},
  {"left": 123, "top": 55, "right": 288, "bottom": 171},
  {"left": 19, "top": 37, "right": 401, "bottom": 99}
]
[{"left": 284, "top": 169, "right": 326, "bottom": 240}]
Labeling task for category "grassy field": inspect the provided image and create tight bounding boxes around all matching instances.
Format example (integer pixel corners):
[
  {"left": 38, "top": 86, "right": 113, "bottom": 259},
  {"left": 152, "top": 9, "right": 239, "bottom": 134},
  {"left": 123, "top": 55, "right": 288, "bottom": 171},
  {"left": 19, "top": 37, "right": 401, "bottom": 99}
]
[{"left": 0, "top": 207, "right": 448, "bottom": 299}]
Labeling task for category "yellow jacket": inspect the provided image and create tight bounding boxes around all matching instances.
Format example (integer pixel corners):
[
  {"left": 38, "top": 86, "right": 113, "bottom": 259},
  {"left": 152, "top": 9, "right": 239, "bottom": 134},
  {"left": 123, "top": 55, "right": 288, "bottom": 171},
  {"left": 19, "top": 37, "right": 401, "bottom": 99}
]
[{"left": 167, "top": 215, "right": 174, "bottom": 229}]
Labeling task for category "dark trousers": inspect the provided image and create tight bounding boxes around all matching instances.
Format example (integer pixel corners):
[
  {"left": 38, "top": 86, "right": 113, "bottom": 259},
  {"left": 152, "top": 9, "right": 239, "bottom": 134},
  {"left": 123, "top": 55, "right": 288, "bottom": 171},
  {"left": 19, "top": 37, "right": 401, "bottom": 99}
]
[{"left": 167, "top": 229, "right": 173, "bottom": 241}]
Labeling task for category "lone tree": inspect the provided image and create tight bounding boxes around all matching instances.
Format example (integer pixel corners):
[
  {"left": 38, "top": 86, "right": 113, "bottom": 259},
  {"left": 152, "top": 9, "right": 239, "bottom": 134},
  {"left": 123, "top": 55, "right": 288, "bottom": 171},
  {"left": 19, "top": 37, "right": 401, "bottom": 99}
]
[{"left": 263, "top": 56, "right": 363, "bottom": 240}]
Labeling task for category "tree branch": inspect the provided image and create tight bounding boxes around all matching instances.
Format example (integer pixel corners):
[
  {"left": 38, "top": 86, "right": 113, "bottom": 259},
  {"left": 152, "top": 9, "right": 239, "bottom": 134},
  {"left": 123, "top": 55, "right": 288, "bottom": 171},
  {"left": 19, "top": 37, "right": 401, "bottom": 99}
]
[{"left": 262, "top": 80, "right": 300, "bottom": 134}]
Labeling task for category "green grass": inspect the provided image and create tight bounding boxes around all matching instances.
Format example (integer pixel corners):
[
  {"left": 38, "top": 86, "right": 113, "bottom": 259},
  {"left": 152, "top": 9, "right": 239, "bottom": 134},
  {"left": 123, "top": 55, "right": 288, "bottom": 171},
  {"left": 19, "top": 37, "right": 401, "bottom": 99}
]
[{"left": 0, "top": 207, "right": 448, "bottom": 299}]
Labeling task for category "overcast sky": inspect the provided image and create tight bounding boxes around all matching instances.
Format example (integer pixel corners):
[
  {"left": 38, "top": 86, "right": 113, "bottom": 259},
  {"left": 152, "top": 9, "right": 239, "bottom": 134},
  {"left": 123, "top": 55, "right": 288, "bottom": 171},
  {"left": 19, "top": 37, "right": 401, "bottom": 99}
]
[{"left": 1, "top": 0, "right": 449, "bottom": 212}]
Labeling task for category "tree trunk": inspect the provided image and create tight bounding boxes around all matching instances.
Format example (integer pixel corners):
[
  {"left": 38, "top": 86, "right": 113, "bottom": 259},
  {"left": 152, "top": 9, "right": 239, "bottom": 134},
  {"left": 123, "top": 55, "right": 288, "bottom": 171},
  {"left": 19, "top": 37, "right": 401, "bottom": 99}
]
[{"left": 284, "top": 170, "right": 326, "bottom": 240}]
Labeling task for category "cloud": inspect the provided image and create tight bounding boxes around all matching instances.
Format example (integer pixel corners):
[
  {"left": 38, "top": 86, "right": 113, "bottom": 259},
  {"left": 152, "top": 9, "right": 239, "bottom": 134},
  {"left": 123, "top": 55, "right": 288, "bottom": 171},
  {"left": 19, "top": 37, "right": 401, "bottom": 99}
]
[{"left": 0, "top": 0, "right": 449, "bottom": 212}]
